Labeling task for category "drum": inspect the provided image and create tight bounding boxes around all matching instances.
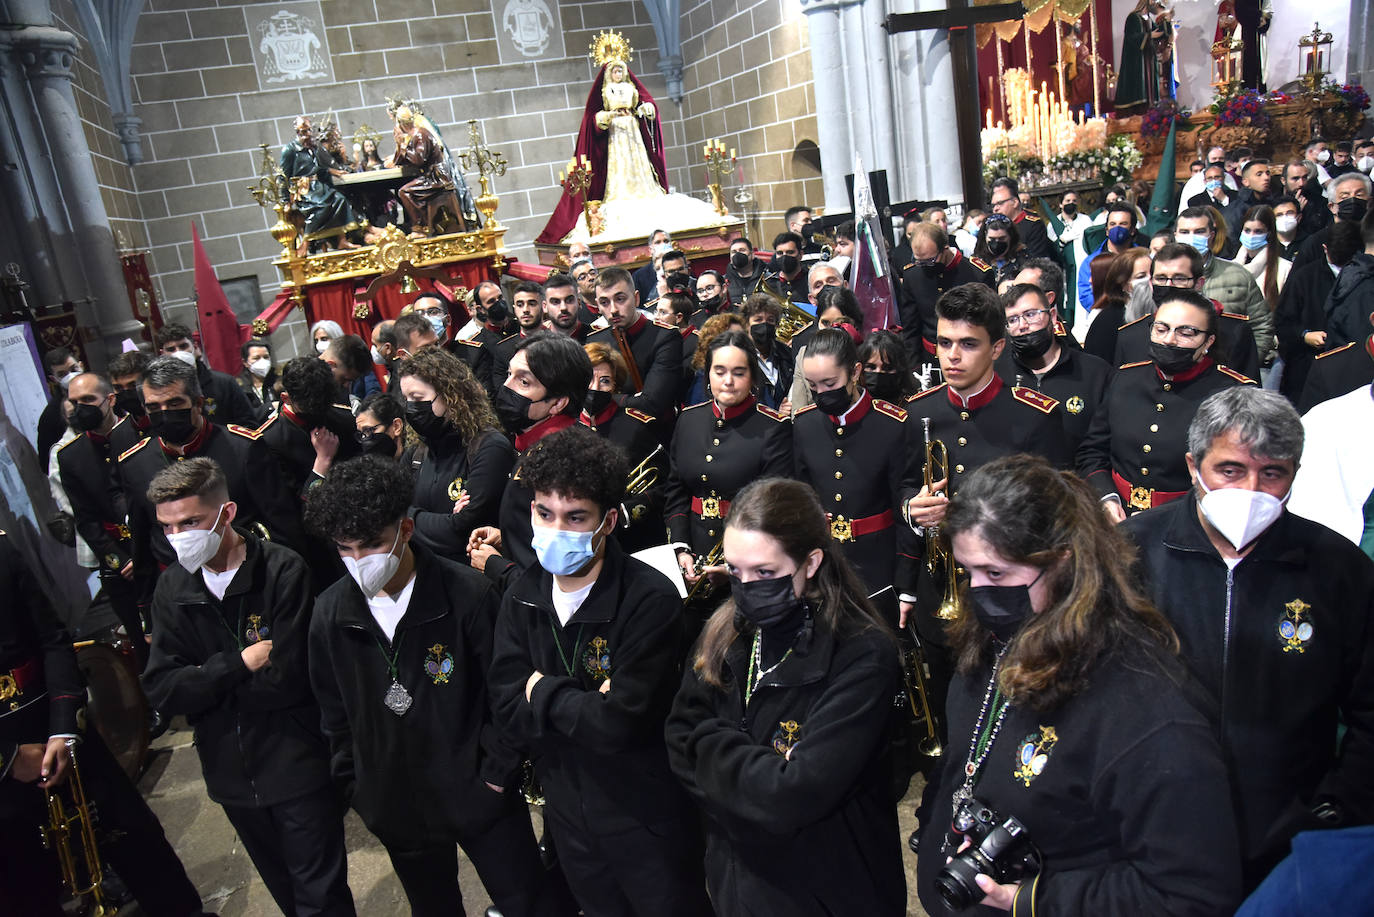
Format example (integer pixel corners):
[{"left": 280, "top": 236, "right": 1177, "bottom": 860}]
[{"left": 74, "top": 632, "right": 149, "bottom": 780}]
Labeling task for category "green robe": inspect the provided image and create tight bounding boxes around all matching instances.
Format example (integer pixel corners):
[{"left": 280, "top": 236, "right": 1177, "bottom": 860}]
[{"left": 1116, "top": 11, "right": 1159, "bottom": 113}]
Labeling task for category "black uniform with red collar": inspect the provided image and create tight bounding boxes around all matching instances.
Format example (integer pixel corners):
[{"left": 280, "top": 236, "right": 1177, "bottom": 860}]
[
  {"left": 586, "top": 314, "right": 684, "bottom": 421},
  {"left": 256, "top": 404, "right": 360, "bottom": 499},
  {"left": 1299, "top": 336, "right": 1374, "bottom": 413},
  {"left": 444, "top": 337, "right": 496, "bottom": 399},
  {"left": 1011, "top": 208, "right": 1052, "bottom": 259},
  {"left": 118, "top": 421, "right": 307, "bottom": 580},
  {"left": 995, "top": 339, "right": 1112, "bottom": 454},
  {"left": 664, "top": 397, "right": 792, "bottom": 556},
  {"left": 1114, "top": 310, "right": 1262, "bottom": 382},
  {"left": 196, "top": 359, "right": 259, "bottom": 426},
  {"left": 490, "top": 329, "right": 545, "bottom": 395},
  {"left": 792, "top": 391, "right": 921, "bottom": 615},
  {"left": 1076, "top": 357, "right": 1255, "bottom": 512},
  {"left": 898, "top": 250, "right": 995, "bottom": 361},
  {"left": 579, "top": 403, "right": 665, "bottom": 554}
]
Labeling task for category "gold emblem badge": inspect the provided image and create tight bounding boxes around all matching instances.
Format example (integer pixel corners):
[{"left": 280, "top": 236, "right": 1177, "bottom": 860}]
[
  {"left": 1278, "top": 599, "right": 1314, "bottom": 653},
  {"left": 1065, "top": 395, "right": 1084, "bottom": 415},
  {"left": 0, "top": 673, "right": 16, "bottom": 704},
  {"left": 245, "top": 614, "right": 269, "bottom": 644},
  {"left": 116, "top": 523, "right": 131, "bottom": 540},
  {"left": 1128, "top": 486, "right": 1153, "bottom": 512},
  {"left": 424, "top": 644, "right": 455, "bottom": 684},
  {"left": 1012, "top": 725, "right": 1058, "bottom": 786},
  {"left": 447, "top": 477, "right": 466, "bottom": 502},
  {"left": 701, "top": 495, "right": 721, "bottom": 518},
  {"left": 830, "top": 516, "right": 854, "bottom": 543},
  {"left": 105, "top": 554, "right": 122, "bottom": 571},
  {"left": 203, "top": 396, "right": 218, "bottom": 416},
  {"left": 582, "top": 636, "right": 611, "bottom": 682},
  {"left": 772, "top": 719, "right": 802, "bottom": 757}
]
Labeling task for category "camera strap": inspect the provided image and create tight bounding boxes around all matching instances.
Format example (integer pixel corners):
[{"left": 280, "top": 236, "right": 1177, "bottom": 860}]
[{"left": 951, "top": 653, "right": 1011, "bottom": 814}]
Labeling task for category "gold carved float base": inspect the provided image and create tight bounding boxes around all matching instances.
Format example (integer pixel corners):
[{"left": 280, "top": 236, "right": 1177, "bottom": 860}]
[{"left": 534, "top": 219, "right": 745, "bottom": 271}]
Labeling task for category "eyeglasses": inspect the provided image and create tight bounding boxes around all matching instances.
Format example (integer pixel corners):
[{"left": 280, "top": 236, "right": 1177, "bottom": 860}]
[
  {"left": 1006, "top": 308, "right": 1048, "bottom": 329},
  {"left": 415, "top": 306, "right": 446, "bottom": 319},
  {"left": 1151, "top": 322, "right": 1205, "bottom": 341},
  {"left": 1152, "top": 275, "right": 1197, "bottom": 287}
]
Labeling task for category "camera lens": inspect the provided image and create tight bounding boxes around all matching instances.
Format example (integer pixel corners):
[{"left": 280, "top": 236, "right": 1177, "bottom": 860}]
[{"left": 935, "top": 855, "right": 984, "bottom": 911}]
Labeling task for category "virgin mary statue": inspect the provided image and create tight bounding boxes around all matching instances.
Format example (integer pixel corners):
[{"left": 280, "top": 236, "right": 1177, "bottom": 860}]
[{"left": 537, "top": 31, "right": 726, "bottom": 245}]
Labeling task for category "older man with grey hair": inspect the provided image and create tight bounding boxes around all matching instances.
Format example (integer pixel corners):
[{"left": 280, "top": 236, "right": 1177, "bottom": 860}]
[
  {"left": 1290, "top": 170, "right": 1374, "bottom": 272},
  {"left": 1121, "top": 385, "right": 1374, "bottom": 891}
]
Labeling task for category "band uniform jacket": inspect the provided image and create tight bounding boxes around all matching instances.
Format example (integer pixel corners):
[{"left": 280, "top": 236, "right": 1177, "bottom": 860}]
[
  {"left": 792, "top": 392, "right": 921, "bottom": 600},
  {"left": 1012, "top": 209, "right": 1052, "bottom": 260},
  {"left": 1299, "top": 336, "right": 1374, "bottom": 413},
  {"left": 1077, "top": 358, "right": 1254, "bottom": 507},
  {"left": 409, "top": 427, "right": 515, "bottom": 561},
  {"left": 1113, "top": 311, "right": 1262, "bottom": 383},
  {"left": 141, "top": 535, "right": 331, "bottom": 808},
  {"left": 56, "top": 424, "right": 141, "bottom": 577},
  {"left": 996, "top": 343, "right": 1112, "bottom": 454},
  {"left": 490, "top": 330, "right": 541, "bottom": 396},
  {"left": 0, "top": 533, "right": 84, "bottom": 811},
  {"left": 1122, "top": 498, "right": 1374, "bottom": 872},
  {"left": 255, "top": 404, "right": 361, "bottom": 499},
  {"left": 118, "top": 421, "right": 307, "bottom": 577},
  {"left": 664, "top": 396, "right": 792, "bottom": 555},
  {"left": 898, "top": 252, "right": 995, "bottom": 357},
  {"left": 196, "top": 360, "right": 259, "bottom": 427},
  {"left": 578, "top": 403, "right": 665, "bottom": 554},
  {"left": 586, "top": 314, "right": 684, "bottom": 420},
  {"left": 916, "top": 646, "right": 1242, "bottom": 916},
  {"left": 1274, "top": 258, "right": 1337, "bottom": 403},
  {"left": 482, "top": 414, "right": 579, "bottom": 593},
  {"left": 665, "top": 617, "right": 906, "bottom": 917},
  {"left": 445, "top": 337, "right": 496, "bottom": 399},
  {"left": 489, "top": 540, "right": 696, "bottom": 835},
  {"left": 307, "top": 543, "right": 521, "bottom": 846}
]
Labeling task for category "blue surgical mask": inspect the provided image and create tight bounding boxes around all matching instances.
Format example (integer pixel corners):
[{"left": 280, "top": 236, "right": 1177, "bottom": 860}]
[
  {"left": 1240, "top": 231, "right": 1268, "bottom": 251},
  {"left": 1178, "top": 232, "right": 1211, "bottom": 254},
  {"left": 1106, "top": 225, "right": 1132, "bottom": 246},
  {"left": 1205, "top": 179, "right": 1223, "bottom": 192},
  {"left": 428, "top": 316, "right": 446, "bottom": 337},
  {"left": 531, "top": 515, "right": 607, "bottom": 576}
]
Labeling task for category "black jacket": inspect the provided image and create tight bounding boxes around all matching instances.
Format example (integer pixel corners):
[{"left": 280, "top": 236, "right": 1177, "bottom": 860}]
[
  {"left": 586, "top": 315, "right": 684, "bottom": 420},
  {"left": 665, "top": 618, "right": 906, "bottom": 917},
  {"left": 256, "top": 405, "right": 360, "bottom": 498},
  {"left": 142, "top": 535, "right": 330, "bottom": 808},
  {"left": 996, "top": 342, "right": 1112, "bottom": 454},
  {"left": 1113, "top": 311, "right": 1262, "bottom": 382},
  {"left": 1299, "top": 337, "right": 1374, "bottom": 412},
  {"left": 489, "top": 541, "right": 694, "bottom": 834},
  {"left": 1012, "top": 210, "right": 1052, "bottom": 259},
  {"left": 916, "top": 646, "right": 1242, "bottom": 916},
  {"left": 1275, "top": 258, "right": 1337, "bottom": 403},
  {"left": 56, "top": 427, "right": 135, "bottom": 576},
  {"left": 197, "top": 361, "right": 259, "bottom": 427},
  {"left": 1323, "top": 252, "right": 1374, "bottom": 351},
  {"left": 725, "top": 257, "right": 765, "bottom": 307},
  {"left": 307, "top": 544, "right": 520, "bottom": 845},
  {"left": 445, "top": 337, "right": 496, "bottom": 399},
  {"left": 409, "top": 427, "right": 514, "bottom": 561},
  {"left": 578, "top": 404, "right": 665, "bottom": 554},
  {"left": 897, "top": 252, "right": 994, "bottom": 356},
  {"left": 1122, "top": 498, "right": 1374, "bottom": 869}
]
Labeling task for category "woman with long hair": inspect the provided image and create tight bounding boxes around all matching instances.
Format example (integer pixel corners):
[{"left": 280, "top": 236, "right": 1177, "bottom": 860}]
[
  {"left": 974, "top": 214, "right": 1026, "bottom": 286},
  {"left": 859, "top": 328, "right": 921, "bottom": 401},
  {"left": 684, "top": 311, "right": 745, "bottom": 407},
  {"left": 1234, "top": 205, "right": 1291, "bottom": 314},
  {"left": 666, "top": 477, "right": 906, "bottom": 916},
  {"left": 310, "top": 319, "right": 344, "bottom": 355},
  {"left": 1083, "top": 246, "right": 1151, "bottom": 364},
  {"left": 397, "top": 346, "right": 514, "bottom": 559},
  {"left": 915, "top": 455, "right": 1241, "bottom": 915},
  {"left": 353, "top": 391, "right": 414, "bottom": 462}
]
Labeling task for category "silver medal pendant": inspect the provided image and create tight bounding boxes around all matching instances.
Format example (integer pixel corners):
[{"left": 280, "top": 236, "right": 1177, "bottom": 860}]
[{"left": 383, "top": 679, "right": 413, "bottom": 716}]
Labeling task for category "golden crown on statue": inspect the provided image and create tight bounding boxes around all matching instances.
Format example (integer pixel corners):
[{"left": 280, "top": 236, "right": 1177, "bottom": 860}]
[{"left": 589, "top": 30, "right": 632, "bottom": 68}]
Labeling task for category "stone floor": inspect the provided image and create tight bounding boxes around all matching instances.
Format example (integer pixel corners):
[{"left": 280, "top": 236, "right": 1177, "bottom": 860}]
[{"left": 124, "top": 720, "right": 931, "bottom": 916}]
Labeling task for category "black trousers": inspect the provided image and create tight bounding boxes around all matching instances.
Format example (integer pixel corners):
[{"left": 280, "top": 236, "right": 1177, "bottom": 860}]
[
  {"left": 545, "top": 807, "right": 711, "bottom": 917},
  {"left": 0, "top": 731, "right": 202, "bottom": 917},
  {"left": 384, "top": 803, "right": 574, "bottom": 917},
  {"left": 222, "top": 785, "right": 354, "bottom": 917},
  {"left": 98, "top": 572, "right": 148, "bottom": 669}
]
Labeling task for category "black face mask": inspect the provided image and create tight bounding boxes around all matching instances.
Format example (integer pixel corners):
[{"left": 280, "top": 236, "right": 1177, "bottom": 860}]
[
  {"left": 1151, "top": 284, "right": 1181, "bottom": 307},
  {"left": 1061, "top": 202, "right": 1078, "bottom": 216},
  {"left": 919, "top": 259, "right": 943, "bottom": 276},
  {"left": 583, "top": 388, "right": 614, "bottom": 416},
  {"left": 68, "top": 403, "right": 107, "bottom": 433},
  {"left": 800, "top": 223, "right": 815, "bottom": 240},
  {"left": 494, "top": 385, "right": 538, "bottom": 433},
  {"left": 969, "top": 578, "right": 1038, "bottom": 643},
  {"left": 1150, "top": 340, "right": 1203, "bottom": 374},
  {"left": 149, "top": 408, "right": 196, "bottom": 445},
  {"left": 404, "top": 400, "right": 449, "bottom": 441},
  {"left": 986, "top": 238, "right": 1010, "bottom": 257},
  {"left": 749, "top": 322, "right": 777, "bottom": 350},
  {"left": 731, "top": 574, "right": 805, "bottom": 630},
  {"left": 730, "top": 251, "right": 751, "bottom": 271},
  {"left": 1337, "top": 197, "right": 1369, "bottom": 223},
  {"left": 113, "top": 389, "right": 144, "bottom": 418},
  {"left": 864, "top": 370, "right": 902, "bottom": 402},
  {"left": 699, "top": 293, "right": 723, "bottom": 312},
  {"left": 1010, "top": 325, "right": 1055, "bottom": 361},
  {"left": 773, "top": 253, "right": 799, "bottom": 275},
  {"left": 813, "top": 386, "right": 853, "bottom": 416},
  {"left": 357, "top": 430, "right": 396, "bottom": 457}
]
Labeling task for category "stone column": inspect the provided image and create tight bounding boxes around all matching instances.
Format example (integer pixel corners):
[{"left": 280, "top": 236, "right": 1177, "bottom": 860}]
[
  {"left": 802, "top": 0, "right": 855, "bottom": 212},
  {"left": 12, "top": 26, "right": 141, "bottom": 365},
  {"left": 887, "top": 0, "right": 964, "bottom": 205}
]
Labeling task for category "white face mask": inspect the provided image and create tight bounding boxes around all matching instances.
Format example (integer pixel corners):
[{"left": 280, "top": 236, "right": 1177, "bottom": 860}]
[
  {"left": 1316, "top": 149, "right": 1331, "bottom": 164},
  {"left": 1197, "top": 475, "right": 1288, "bottom": 551},
  {"left": 1275, "top": 214, "right": 1299, "bottom": 235},
  {"left": 370, "top": 345, "right": 386, "bottom": 365},
  {"left": 166, "top": 503, "right": 227, "bottom": 573},
  {"left": 170, "top": 349, "right": 197, "bottom": 368},
  {"left": 249, "top": 357, "right": 271, "bottom": 378},
  {"left": 1131, "top": 276, "right": 1150, "bottom": 291},
  {"left": 343, "top": 526, "right": 403, "bottom": 596},
  {"left": 315, "top": 340, "right": 330, "bottom": 354},
  {"left": 58, "top": 367, "right": 82, "bottom": 388},
  {"left": 1359, "top": 156, "right": 1374, "bottom": 174}
]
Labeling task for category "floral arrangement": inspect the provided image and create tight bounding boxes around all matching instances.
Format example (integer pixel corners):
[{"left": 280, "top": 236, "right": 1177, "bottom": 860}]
[
  {"left": 1140, "top": 100, "right": 1188, "bottom": 138},
  {"left": 981, "top": 149, "right": 1043, "bottom": 186},
  {"left": 1210, "top": 88, "right": 1269, "bottom": 128},
  {"left": 1100, "top": 135, "right": 1143, "bottom": 186},
  {"left": 1332, "top": 83, "right": 1371, "bottom": 113},
  {"left": 1266, "top": 90, "right": 1292, "bottom": 104}
]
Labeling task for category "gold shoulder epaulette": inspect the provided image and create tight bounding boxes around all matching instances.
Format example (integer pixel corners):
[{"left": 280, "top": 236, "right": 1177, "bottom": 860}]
[
  {"left": 1118, "top": 315, "right": 1150, "bottom": 331},
  {"left": 968, "top": 257, "right": 992, "bottom": 272},
  {"left": 117, "top": 437, "right": 152, "bottom": 462},
  {"left": 56, "top": 435, "right": 82, "bottom": 454},
  {"left": 1220, "top": 311, "right": 1249, "bottom": 322},
  {"left": 1217, "top": 365, "right": 1256, "bottom": 384},
  {"left": 1011, "top": 386, "right": 1059, "bottom": 414},
  {"left": 793, "top": 403, "right": 818, "bottom": 416},
  {"left": 228, "top": 423, "right": 266, "bottom": 440},
  {"left": 458, "top": 338, "right": 483, "bottom": 349},
  {"left": 906, "top": 383, "right": 947, "bottom": 403},
  {"left": 1315, "top": 342, "right": 1355, "bottom": 360},
  {"left": 1021, "top": 211, "right": 1041, "bottom": 222},
  {"left": 756, "top": 404, "right": 785, "bottom": 421},
  {"left": 871, "top": 399, "right": 908, "bottom": 421},
  {"left": 681, "top": 400, "right": 711, "bottom": 413},
  {"left": 623, "top": 406, "right": 655, "bottom": 423},
  {"left": 1119, "top": 359, "right": 1152, "bottom": 370},
  {"left": 653, "top": 320, "right": 679, "bottom": 332},
  {"left": 496, "top": 333, "right": 519, "bottom": 345}
]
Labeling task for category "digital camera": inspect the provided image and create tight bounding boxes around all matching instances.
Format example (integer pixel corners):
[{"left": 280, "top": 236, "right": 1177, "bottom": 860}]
[{"left": 934, "top": 797, "right": 1042, "bottom": 910}]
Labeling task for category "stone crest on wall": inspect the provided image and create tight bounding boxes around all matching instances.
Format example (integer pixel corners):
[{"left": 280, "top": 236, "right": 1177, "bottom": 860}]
[
  {"left": 244, "top": 1, "right": 335, "bottom": 91},
  {"left": 495, "top": 0, "right": 566, "bottom": 64}
]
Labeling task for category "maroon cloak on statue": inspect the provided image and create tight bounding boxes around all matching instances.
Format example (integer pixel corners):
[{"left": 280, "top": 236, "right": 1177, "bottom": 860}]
[{"left": 536, "top": 63, "right": 669, "bottom": 245}]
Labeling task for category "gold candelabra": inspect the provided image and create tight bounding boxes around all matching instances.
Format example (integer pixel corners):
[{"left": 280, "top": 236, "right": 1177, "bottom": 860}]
[
  {"left": 559, "top": 155, "right": 602, "bottom": 236},
  {"left": 1299, "top": 22, "right": 1333, "bottom": 94},
  {"left": 460, "top": 119, "right": 508, "bottom": 229},
  {"left": 247, "top": 143, "right": 298, "bottom": 259},
  {"left": 703, "top": 138, "right": 734, "bottom": 217}
]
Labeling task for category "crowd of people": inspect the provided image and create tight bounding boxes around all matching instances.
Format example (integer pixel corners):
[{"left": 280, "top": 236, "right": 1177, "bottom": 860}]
[{"left": 4, "top": 151, "right": 1374, "bottom": 916}]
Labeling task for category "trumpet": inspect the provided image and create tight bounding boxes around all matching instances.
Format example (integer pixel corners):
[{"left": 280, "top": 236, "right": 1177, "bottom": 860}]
[
  {"left": 901, "top": 624, "right": 944, "bottom": 758},
  {"left": 750, "top": 267, "right": 814, "bottom": 345},
  {"left": 921, "top": 417, "right": 962, "bottom": 621},
  {"left": 685, "top": 539, "right": 724, "bottom": 605},
  {"left": 626, "top": 444, "right": 663, "bottom": 496},
  {"left": 41, "top": 738, "right": 113, "bottom": 915}
]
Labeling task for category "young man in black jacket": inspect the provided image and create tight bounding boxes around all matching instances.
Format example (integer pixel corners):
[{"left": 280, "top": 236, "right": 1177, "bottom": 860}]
[
  {"left": 489, "top": 428, "right": 710, "bottom": 917},
  {"left": 304, "top": 456, "right": 567, "bottom": 917},
  {"left": 141, "top": 457, "right": 353, "bottom": 916}
]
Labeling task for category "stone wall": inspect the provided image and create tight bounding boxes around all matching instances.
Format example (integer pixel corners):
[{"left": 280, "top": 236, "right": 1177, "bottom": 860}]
[{"left": 675, "top": 0, "right": 822, "bottom": 244}]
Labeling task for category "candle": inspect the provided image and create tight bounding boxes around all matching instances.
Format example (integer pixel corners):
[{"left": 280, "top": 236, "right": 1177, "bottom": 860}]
[
  {"left": 703, "top": 145, "right": 709, "bottom": 159},
  {"left": 558, "top": 170, "right": 564, "bottom": 183},
  {"left": 580, "top": 154, "right": 588, "bottom": 167},
  {"left": 729, "top": 148, "right": 736, "bottom": 160}
]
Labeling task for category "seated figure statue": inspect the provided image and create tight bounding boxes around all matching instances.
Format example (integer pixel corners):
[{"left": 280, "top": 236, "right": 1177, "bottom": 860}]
[
  {"left": 279, "top": 116, "right": 376, "bottom": 254},
  {"left": 389, "top": 102, "right": 466, "bottom": 238}
]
